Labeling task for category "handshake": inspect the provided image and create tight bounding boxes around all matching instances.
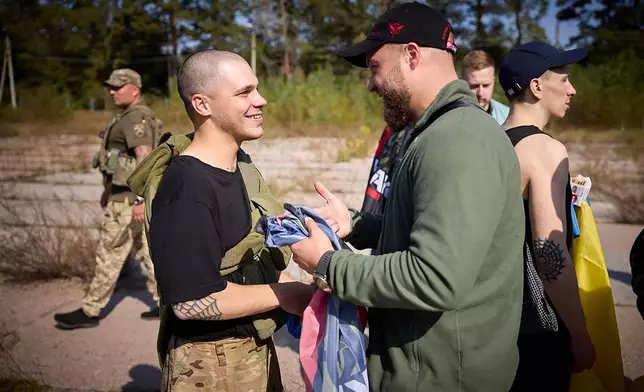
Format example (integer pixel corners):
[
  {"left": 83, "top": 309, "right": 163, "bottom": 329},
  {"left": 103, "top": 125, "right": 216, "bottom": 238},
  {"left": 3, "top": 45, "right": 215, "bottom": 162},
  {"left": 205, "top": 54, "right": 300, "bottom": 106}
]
[{"left": 268, "top": 181, "right": 353, "bottom": 316}]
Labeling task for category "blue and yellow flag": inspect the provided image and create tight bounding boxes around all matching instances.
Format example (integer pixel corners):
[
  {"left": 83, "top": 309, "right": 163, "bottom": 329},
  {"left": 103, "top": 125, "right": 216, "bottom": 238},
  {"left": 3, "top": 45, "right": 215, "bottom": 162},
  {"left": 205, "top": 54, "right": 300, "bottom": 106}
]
[{"left": 569, "top": 200, "right": 625, "bottom": 392}]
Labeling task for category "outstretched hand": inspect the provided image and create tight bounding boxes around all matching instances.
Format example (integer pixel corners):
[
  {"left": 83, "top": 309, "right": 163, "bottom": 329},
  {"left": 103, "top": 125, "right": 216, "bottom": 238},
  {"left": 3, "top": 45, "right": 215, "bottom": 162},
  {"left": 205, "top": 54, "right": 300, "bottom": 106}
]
[{"left": 313, "top": 182, "right": 351, "bottom": 238}]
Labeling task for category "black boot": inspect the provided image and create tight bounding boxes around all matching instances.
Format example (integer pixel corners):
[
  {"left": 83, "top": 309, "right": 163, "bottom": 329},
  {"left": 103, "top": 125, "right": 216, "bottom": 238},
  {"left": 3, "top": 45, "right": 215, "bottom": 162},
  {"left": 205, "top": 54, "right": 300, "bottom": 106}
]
[
  {"left": 54, "top": 308, "right": 99, "bottom": 330},
  {"left": 140, "top": 306, "right": 160, "bottom": 320}
]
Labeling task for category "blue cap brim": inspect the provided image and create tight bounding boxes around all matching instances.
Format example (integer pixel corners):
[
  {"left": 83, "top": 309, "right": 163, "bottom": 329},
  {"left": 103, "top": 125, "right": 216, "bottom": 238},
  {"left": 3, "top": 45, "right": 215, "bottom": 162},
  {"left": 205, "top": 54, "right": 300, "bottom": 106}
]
[{"left": 550, "top": 47, "right": 589, "bottom": 68}]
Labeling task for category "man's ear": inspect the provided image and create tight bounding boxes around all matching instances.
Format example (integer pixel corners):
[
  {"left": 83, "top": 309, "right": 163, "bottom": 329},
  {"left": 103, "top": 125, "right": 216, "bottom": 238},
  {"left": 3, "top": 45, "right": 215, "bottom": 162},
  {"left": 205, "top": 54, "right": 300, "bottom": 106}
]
[
  {"left": 529, "top": 78, "right": 544, "bottom": 100},
  {"left": 191, "top": 94, "right": 212, "bottom": 117},
  {"left": 404, "top": 42, "right": 421, "bottom": 70}
]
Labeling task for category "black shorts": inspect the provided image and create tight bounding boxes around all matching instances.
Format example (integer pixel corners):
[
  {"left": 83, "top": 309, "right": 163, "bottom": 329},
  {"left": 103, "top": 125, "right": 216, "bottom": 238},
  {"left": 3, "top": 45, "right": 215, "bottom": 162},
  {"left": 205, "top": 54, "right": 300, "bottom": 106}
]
[{"left": 510, "top": 330, "right": 574, "bottom": 392}]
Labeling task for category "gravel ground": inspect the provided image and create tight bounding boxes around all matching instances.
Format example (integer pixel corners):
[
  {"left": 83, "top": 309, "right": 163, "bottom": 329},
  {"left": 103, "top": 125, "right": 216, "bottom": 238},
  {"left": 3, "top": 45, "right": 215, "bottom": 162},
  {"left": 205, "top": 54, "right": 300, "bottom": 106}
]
[
  {"left": 0, "top": 222, "right": 641, "bottom": 391},
  {"left": 0, "top": 135, "right": 642, "bottom": 391}
]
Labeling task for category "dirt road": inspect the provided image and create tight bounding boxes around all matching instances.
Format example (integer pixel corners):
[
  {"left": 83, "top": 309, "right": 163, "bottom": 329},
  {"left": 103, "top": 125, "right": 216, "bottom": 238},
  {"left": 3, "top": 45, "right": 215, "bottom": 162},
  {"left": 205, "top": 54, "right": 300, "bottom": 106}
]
[
  {"left": 1, "top": 222, "right": 641, "bottom": 391},
  {"left": 0, "top": 135, "right": 642, "bottom": 390}
]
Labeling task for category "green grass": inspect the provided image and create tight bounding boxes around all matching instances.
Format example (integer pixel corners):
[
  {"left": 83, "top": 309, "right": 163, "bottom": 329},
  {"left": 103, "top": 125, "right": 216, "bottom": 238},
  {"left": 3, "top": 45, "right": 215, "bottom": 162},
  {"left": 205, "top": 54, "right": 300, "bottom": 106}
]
[
  {"left": 260, "top": 68, "right": 382, "bottom": 132},
  {"left": 2, "top": 57, "right": 643, "bottom": 140},
  {"left": 152, "top": 67, "right": 384, "bottom": 138}
]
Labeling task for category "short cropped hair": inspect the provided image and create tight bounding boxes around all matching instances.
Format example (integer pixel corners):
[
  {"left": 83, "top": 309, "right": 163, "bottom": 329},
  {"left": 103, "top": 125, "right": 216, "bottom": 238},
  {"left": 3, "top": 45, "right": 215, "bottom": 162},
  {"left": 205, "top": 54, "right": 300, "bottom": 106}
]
[
  {"left": 462, "top": 50, "right": 495, "bottom": 74},
  {"left": 177, "top": 49, "right": 244, "bottom": 117}
]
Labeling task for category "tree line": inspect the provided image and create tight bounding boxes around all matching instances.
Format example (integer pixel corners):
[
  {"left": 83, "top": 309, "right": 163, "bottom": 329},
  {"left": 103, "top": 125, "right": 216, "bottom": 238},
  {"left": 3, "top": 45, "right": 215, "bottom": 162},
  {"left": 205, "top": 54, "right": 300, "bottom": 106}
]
[{"left": 0, "top": 0, "right": 642, "bottom": 131}]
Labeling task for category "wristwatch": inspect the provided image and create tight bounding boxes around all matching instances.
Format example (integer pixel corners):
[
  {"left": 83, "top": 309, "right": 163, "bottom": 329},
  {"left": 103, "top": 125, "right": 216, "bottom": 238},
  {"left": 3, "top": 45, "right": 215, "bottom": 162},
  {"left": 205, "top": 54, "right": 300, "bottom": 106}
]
[
  {"left": 133, "top": 196, "right": 144, "bottom": 205},
  {"left": 313, "top": 251, "right": 334, "bottom": 291}
]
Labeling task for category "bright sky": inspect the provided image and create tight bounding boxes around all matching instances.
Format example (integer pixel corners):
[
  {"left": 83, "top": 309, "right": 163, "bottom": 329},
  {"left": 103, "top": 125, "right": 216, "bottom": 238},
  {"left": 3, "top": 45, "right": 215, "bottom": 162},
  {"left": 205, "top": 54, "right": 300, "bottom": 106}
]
[{"left": 543, "top": 2, "right": 581, "bottom": 48}]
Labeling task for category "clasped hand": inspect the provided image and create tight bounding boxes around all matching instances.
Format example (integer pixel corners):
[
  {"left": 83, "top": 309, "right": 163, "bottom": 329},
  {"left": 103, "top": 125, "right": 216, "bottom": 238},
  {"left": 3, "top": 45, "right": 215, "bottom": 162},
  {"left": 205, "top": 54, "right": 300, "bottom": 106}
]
[{"left": 289, "top": 182, "right": 351, "bottom": 274}]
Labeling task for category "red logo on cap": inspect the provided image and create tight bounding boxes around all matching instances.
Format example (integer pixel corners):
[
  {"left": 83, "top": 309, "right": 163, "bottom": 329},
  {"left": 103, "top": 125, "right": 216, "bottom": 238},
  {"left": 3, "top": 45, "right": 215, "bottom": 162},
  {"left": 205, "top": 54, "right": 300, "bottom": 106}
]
[
  {"left": 442, "top": 25, "right": 450, "bottom": 40},
  {"left": 389, "top": 22, "right": 404, "bottom": 38}
]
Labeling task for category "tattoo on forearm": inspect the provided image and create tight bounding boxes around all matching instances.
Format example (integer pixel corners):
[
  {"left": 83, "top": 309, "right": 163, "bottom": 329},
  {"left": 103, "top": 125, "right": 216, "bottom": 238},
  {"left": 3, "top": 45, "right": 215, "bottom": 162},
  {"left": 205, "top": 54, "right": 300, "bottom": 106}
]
[
  {"left": 533, "top": 238, "right": 566, "bottom": 282},
  {"left": 172, "top": 295, "right": 222, "bottom": 320}
]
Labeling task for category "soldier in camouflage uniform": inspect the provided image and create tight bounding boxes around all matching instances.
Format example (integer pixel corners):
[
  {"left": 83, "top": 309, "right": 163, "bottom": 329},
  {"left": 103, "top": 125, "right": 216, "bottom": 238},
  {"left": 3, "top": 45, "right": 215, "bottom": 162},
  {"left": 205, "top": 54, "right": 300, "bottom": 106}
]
[{"left": 54, "top": 69, "right": 161, "bottom": 329}]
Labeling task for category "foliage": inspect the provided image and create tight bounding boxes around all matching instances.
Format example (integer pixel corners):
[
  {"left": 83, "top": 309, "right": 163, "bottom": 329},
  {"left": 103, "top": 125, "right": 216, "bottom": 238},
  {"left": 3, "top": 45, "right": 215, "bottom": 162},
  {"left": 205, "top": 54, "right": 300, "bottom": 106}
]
[
  {"left": 0, "top": 193, "right": 99, "bottom": 282},
  {"left": 557, "top": 0, "right": 643, "bottom": 59},
  {"left": 337, "top": 125, "right": 377, "bottom": 162},
  {"left": 3, "top": 53, "right": 644, "bottom": 134},
  {"left": 0, "top": 86, "right": 73, "bottom": 124},
  {"left": 0, "top": 0, "right": 640, "bottom": 131},
  {"left": 2, "top": 0, "right": 634, "bottom": 99},
  {"left": 555, "top": 50, "right": 644, "bottom": 130},
  {"left": 260, "top": 68, "right": 382, "bottom": 130}
]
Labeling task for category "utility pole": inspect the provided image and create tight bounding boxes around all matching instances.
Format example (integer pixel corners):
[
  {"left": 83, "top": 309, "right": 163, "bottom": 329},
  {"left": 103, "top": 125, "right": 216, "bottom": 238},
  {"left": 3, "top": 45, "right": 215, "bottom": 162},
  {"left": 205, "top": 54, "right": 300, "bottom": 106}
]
[
  {"left": 1, "top": 37, "right": 17, "bottom": 109},
  {"left": 0, "top": 39, "right": 6, "bottom": 108},
  {"left": 7, "top": 37, "right": 16, "bottom": 109}
]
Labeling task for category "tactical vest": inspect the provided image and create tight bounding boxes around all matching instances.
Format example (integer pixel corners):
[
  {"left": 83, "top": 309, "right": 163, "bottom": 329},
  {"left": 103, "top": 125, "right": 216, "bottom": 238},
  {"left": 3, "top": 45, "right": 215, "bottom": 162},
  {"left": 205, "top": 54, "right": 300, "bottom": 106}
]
[
  {"left": 127, "top": 131, "right": 290, "bottom": 365},
  {"left": 93, "top": 105, "right": 163, "bottom": 187}
]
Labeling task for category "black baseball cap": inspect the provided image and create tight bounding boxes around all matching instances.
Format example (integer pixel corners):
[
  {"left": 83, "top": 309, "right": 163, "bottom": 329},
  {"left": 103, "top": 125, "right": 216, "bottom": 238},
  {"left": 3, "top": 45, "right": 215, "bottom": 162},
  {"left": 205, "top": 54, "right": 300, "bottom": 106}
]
[
  {"left": 336, "top": 2, "right": 456, "bottom": 68},
  {"left": 499, "top": 41, "right": 588, "bottom": 98}
]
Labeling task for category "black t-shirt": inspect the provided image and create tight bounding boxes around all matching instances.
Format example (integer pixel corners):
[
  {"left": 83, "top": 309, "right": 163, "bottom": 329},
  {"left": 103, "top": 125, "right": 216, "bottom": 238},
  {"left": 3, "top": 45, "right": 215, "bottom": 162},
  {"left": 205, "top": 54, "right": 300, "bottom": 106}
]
[{"left": 149, "top": 155, "right": 255, "bottom": 341}]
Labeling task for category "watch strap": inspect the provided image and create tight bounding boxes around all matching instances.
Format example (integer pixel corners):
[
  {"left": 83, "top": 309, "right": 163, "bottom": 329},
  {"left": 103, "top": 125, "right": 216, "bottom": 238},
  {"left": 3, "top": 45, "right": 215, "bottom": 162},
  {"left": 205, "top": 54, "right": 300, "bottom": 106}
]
[{"left": 316, "top": 250, "right": 334, "bottom": 278}]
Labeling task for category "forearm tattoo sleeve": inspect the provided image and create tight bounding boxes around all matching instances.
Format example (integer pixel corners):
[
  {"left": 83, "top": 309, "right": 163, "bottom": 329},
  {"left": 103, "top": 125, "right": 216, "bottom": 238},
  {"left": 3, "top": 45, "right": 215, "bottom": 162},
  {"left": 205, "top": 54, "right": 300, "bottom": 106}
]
[
  {"left": 172, "top": 295, "right": 222, "bottom": 320},
  {"left": 533, "top": 238, "right": 566, "bottom": 282}
]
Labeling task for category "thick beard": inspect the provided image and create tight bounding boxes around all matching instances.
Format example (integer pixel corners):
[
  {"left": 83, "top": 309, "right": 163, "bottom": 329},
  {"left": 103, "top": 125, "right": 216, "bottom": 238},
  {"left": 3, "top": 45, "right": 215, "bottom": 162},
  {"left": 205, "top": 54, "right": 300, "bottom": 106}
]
[{"left": 381, "top": 65, "right": 411, "bottom": 133}]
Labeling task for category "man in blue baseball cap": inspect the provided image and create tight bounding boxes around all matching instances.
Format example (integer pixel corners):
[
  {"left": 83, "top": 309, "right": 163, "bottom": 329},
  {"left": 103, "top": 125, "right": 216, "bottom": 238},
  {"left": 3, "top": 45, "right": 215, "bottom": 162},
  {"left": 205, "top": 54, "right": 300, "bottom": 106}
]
[{"left": 499, "top": 41, "right": 597, "bottom": 392}]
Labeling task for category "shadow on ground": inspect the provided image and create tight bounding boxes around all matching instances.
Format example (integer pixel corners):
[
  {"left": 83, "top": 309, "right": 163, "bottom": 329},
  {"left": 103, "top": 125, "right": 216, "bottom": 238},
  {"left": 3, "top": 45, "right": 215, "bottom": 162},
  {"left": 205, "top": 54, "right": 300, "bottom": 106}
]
[
  {"left": 53, "top": 258, "right": 157, "bottom": 331},
  {"left": 273, "top": 327, "right": 300, "bottom": 353},
  {"left": 121, "top": 364, "right": 162, "bottom": 391},
  {"left": 100, "top": 259, "right": 158, "bottom": 319},
  {"left": 609, "top": 268, "right": 633, "bottom": 287}
]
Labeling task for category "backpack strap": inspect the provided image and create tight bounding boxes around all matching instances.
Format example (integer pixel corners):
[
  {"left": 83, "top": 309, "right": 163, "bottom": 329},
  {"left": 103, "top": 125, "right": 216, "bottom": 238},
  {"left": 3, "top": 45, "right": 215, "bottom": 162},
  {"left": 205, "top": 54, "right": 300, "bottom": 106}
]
[
  {"left": 405, "top": 100, "right": 485, "bottom": 151},
  {"left": 427, "top": 99, "right": 485, "bottom": 125}
]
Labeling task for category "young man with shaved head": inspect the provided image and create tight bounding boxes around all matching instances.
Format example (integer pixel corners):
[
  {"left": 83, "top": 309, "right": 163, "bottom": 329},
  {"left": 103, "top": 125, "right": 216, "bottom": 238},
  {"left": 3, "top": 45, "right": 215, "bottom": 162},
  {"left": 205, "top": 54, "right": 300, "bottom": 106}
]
[
  {"left": 148, "top": 50, "right": 313, "bottom": 392},
  {"left": 289, "top": 3, "right": 525, "bottom": 391},
  {"left": 500, "top": 41, "right": 596, "bottom": 392}
]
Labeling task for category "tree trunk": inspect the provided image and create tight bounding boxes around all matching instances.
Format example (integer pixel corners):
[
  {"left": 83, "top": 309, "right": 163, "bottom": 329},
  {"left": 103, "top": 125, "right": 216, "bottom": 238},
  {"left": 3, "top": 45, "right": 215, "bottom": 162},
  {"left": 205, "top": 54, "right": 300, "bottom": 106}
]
[
  {"left": 171, "top": 11, "right": 178, "bottom": 58},
  {"left": 514, "top": 0, "right": 523, "bottom": 46},
  {"left": 103, "top": 0, "right": 117, "bottom": 74},
  {"left": 381, "top": 0, "right": 392, "bottom": 13},
  {"left": 279, "top": 0, "right": 291, "bottom": 80},
  {"left": 477, "top": 0, "right": 485, "bottom": 46}
]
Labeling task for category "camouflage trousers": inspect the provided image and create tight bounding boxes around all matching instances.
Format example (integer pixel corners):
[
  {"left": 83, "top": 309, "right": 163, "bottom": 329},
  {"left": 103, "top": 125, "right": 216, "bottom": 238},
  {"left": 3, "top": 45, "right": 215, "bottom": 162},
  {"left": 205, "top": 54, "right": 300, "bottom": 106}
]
[
  {"left": 82, "top": 198, "right": 159, "bottom": 317},
  {"left": 162, "top": 335, "right": 283, "bottom": 392}
]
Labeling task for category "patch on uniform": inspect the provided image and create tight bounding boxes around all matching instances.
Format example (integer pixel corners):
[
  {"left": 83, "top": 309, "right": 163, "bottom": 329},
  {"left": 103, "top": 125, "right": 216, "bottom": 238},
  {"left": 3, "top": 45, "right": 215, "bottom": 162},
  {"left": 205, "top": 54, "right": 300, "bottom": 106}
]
[{"left": 133, "top": 121, "right": 146, "bottom": 137}]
